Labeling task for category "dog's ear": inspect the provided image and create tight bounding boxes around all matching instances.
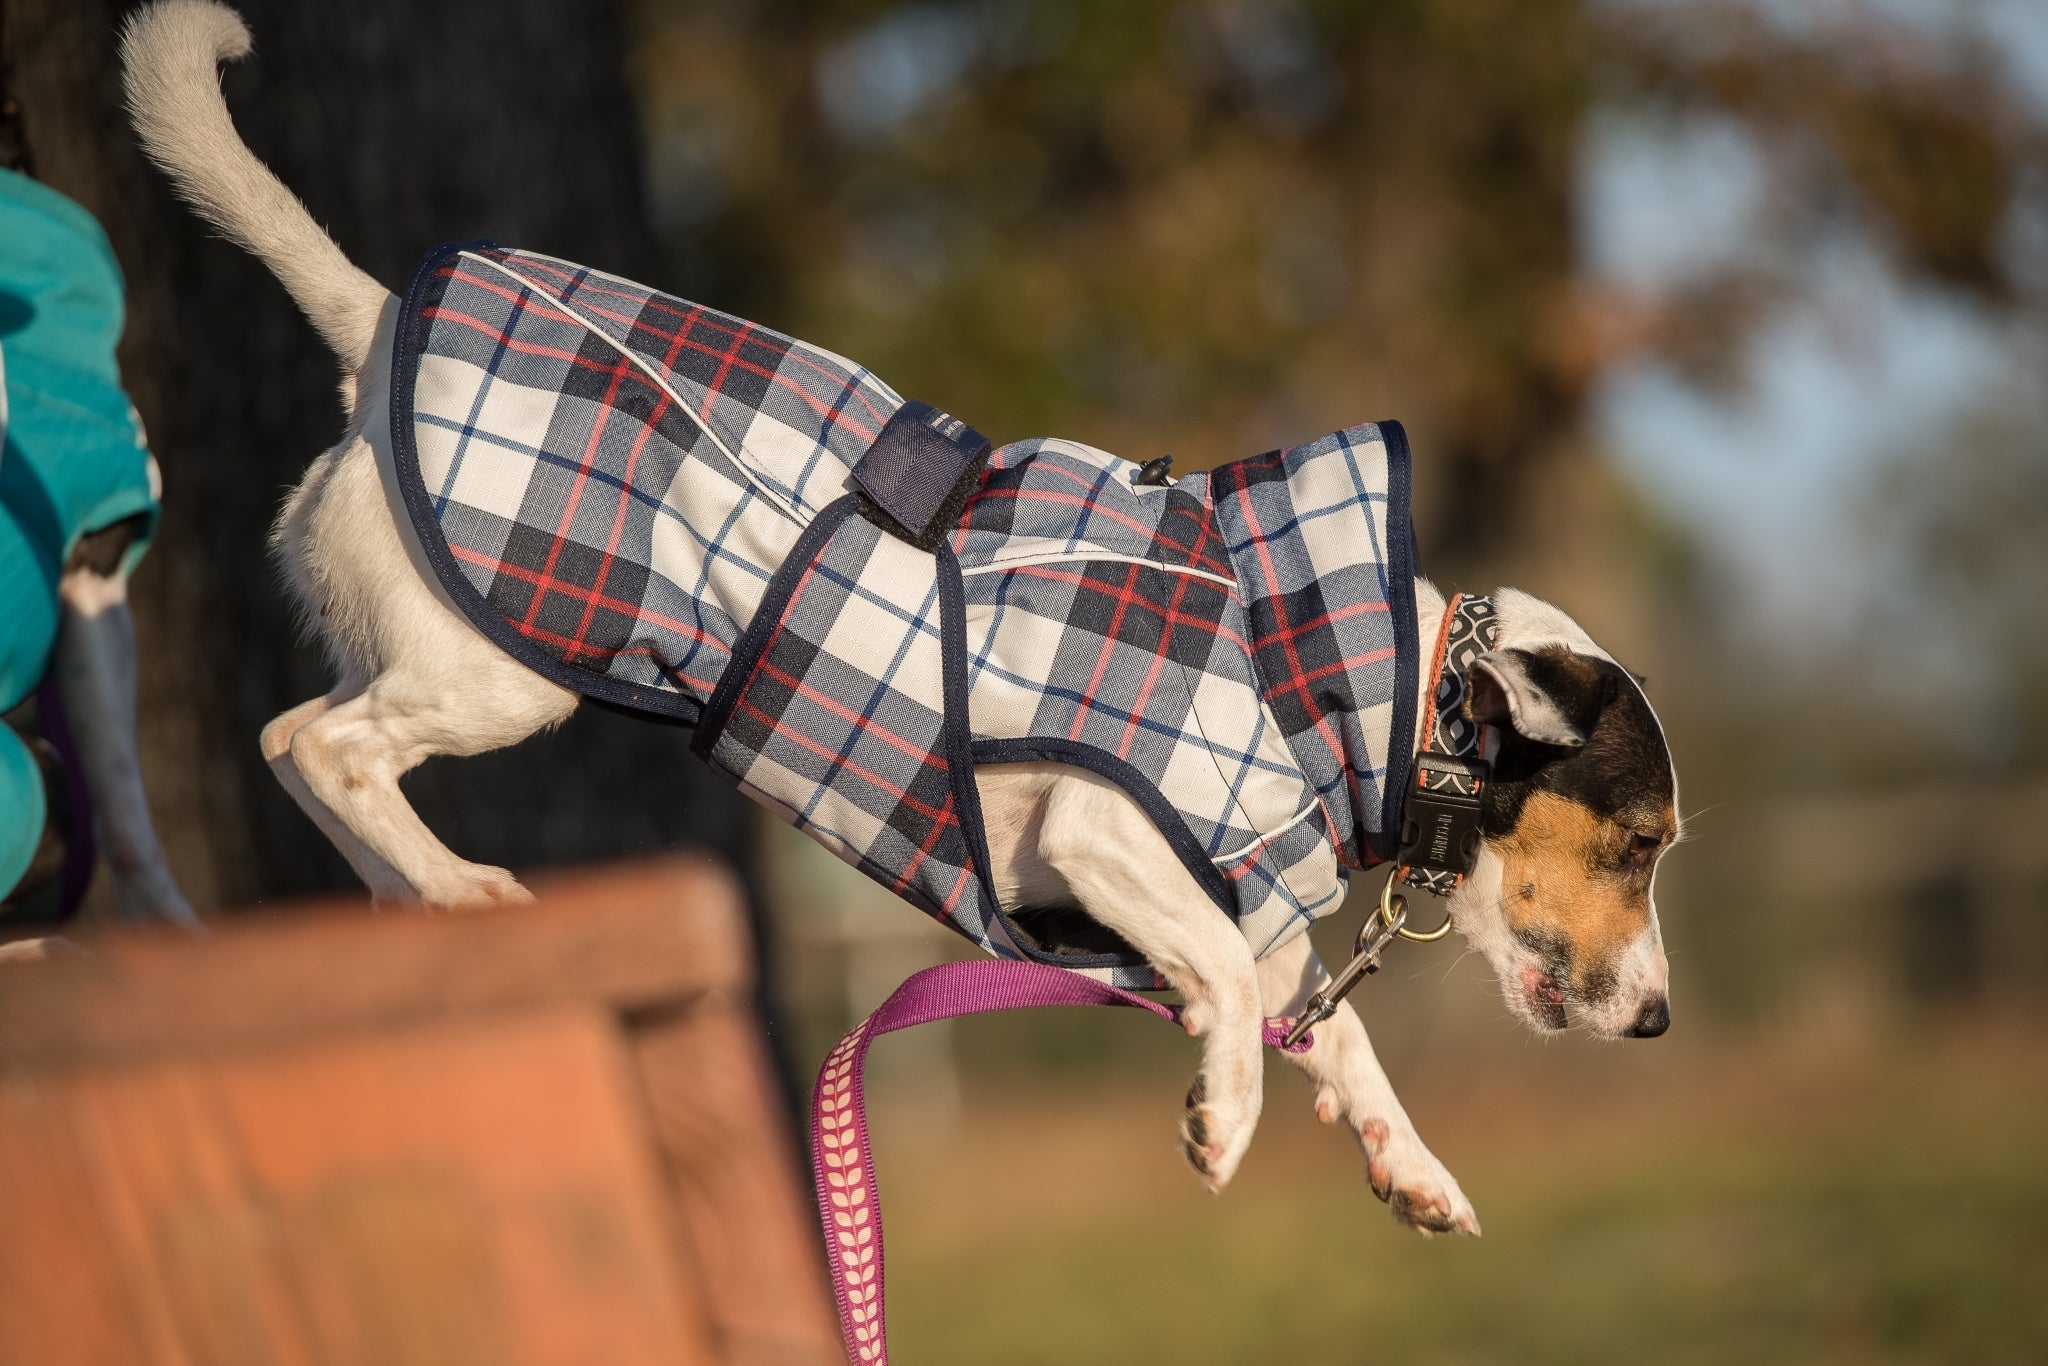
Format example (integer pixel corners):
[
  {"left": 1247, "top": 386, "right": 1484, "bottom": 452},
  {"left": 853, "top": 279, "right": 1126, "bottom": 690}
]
[{"left": 1465, "top": 647, "right": 1608, "bottom": 748}]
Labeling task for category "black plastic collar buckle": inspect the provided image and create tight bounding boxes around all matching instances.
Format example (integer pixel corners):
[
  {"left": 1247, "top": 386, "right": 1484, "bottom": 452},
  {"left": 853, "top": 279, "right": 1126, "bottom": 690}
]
[{"left": 1397, "top": 755, "right": 1487, "bottom": 876}]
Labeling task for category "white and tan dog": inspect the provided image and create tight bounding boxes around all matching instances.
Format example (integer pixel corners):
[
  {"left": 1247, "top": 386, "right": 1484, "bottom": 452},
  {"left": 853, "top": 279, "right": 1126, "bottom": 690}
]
[{"left": 121, "top": 0, "right": 1679, "bottom": 1236}]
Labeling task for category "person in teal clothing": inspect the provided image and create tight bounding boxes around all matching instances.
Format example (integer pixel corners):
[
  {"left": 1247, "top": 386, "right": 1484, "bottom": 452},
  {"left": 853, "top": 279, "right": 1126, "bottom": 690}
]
[{"left": 1, "top": 165, "right": 196, "bottom": 935}]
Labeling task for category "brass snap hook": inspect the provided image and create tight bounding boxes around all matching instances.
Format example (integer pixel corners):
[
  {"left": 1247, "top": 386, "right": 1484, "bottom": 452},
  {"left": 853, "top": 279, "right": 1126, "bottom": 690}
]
[
  {"left": 1384, "top": 869, "right": 1454, "bottom": 943},
  {"left": 1277, "top": 869, "right": 1457, "bottom": 1049}
]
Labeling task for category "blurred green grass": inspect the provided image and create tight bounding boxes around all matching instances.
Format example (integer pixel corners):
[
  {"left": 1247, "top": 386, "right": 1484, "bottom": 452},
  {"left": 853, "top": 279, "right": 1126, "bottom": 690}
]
[{"left": 863, "top": 1015, "right": 2048, "bottom": 1365}]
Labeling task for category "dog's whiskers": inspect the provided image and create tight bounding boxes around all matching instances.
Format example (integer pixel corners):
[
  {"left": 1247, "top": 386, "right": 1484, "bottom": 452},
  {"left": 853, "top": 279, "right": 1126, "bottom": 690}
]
[{"left": 1434, "top": 947, "right": 1477, "bottom": 986}]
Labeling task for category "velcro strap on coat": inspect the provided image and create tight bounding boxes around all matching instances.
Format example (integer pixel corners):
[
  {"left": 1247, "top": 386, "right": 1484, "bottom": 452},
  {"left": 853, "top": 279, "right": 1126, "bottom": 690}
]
[{"left": 852, "top": 399, "right": 992, "bottom": 551}]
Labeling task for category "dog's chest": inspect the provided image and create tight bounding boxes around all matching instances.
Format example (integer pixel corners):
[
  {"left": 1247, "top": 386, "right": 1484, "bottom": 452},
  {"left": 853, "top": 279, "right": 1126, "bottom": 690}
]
[{"left": 391, "top": 243, "right": 1419, "bottom": 982}]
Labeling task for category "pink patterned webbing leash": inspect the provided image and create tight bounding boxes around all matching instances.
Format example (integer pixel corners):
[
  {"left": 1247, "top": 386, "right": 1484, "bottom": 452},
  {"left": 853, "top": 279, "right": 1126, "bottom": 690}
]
[{"left": 810, "top": 958, "right": 1313, "bottom": 1365}]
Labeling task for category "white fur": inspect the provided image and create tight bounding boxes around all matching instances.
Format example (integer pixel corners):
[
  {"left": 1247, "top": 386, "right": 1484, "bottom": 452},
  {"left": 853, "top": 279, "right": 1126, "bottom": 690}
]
[
  {"left": 983, "top": 763, "right": 1267, "bottom": 1189},
  {"left": 122, "top": 1, "right": 1675, "bottom": 1230},
  {"left": 1256, "top": 930, "right": 1480, "bottom": 1234},
  {"left": 1489, "top": 586, "right": 1612, "bottom": 663}
]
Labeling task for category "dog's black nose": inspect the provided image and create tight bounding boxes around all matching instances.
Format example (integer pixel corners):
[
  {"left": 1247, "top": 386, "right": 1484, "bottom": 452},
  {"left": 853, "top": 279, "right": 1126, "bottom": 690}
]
[{"left": 1625, "top": 997, "right": 1670, "bottom": 1038}]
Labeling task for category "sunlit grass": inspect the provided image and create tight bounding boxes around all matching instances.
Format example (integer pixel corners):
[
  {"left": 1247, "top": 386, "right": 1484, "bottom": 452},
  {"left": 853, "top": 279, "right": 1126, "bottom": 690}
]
[{"left": 862, "top": 1015, "right": 2048, "bottom": 1365}]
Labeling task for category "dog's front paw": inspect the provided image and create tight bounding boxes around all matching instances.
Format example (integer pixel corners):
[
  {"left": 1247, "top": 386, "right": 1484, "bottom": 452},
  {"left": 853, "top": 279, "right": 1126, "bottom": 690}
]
[
  {"left": 1358, "top": 1119, "right": 1480, "bottom": 1238},
  {"left": 1179, "top": 1068, "right": 1259, "bottom": 1194}
]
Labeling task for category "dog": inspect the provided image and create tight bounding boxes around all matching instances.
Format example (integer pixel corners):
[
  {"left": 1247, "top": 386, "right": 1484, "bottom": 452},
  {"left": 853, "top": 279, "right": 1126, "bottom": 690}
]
[
  {"left": 0, "top": 164, "right": 198, "bottom": 954},
  {"left": 122, "top": 0, "right": 1679, "bottom": 1236}
]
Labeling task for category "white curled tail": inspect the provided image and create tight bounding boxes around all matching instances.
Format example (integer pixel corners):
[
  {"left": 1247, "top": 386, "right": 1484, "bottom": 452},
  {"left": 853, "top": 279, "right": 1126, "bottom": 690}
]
[{"left": 121, "top": 1, "right": 386, "bottom": 371}]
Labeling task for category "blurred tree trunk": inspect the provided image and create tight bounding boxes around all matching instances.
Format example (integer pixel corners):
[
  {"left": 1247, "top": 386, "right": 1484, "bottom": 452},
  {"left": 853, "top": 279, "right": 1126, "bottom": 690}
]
[{"left": 8, "top": 0, "right": 752, "bottom": 912}]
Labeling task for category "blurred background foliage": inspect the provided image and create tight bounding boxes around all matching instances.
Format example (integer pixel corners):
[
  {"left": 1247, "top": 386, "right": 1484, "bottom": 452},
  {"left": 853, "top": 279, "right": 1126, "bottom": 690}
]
[
  {"left": 632, "top": 0, "right": 2048, "bottom": 778},
  {"left": 624, "top": 0, "right": 2048, "bottom": 1359}
]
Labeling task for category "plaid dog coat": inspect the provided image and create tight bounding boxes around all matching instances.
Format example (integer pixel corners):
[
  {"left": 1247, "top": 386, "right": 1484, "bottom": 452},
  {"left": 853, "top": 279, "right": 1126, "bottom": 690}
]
[{"left": 391, "top": 244, "right": 1421, "bottom": 987}]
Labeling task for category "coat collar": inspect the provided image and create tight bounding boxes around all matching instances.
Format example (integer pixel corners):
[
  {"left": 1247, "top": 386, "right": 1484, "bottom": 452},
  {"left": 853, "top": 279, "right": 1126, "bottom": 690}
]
[{"left": 1207, "top": 420, "right": 1422, "bottom": 868}]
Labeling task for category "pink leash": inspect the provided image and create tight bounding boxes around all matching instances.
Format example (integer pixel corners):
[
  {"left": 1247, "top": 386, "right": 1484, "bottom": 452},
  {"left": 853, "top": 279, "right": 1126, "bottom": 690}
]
[{"left": 810, "top": 958, "right": 1312, "bottom": 1364}]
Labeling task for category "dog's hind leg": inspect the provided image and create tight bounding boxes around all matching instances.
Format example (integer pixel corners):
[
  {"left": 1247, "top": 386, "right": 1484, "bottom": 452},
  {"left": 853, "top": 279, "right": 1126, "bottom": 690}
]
[
  {"left": 1257, "top": 932, "right": 1480, "bottom": 1236},
  {"left": 1026, "top": 765, "right": 1266, "bottom": 1193},
  {"left": 283, "top": 657, "right": 575, "bottom": 908},
  {"left": 260, "top": 683, "right": 412, "bottom": 900},
  {"left": 268, "top": 415, "right": 576, "bottom": 906}
]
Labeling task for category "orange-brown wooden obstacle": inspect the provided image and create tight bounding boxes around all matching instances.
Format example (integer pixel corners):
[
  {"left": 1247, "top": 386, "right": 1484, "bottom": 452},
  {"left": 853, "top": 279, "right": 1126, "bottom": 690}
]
[{"left": 0, "top": 858, "right": 842, "bottom": 1365}]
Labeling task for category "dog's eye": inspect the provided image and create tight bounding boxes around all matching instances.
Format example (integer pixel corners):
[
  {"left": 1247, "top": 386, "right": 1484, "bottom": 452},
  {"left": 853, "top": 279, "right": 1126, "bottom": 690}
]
[{"left": 1625, "top": 831, "right": 1661, "bottom": 866}]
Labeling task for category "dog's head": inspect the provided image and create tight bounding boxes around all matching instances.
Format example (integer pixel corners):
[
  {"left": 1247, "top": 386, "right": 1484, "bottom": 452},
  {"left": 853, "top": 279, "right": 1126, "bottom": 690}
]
[{"left": 1445, "top": 590, "right": 1679, "bottom": 1040}]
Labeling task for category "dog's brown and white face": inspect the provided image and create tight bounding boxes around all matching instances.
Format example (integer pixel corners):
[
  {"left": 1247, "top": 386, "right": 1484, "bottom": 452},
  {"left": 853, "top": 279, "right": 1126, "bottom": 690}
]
[{"left": 1448, "top": 596, "right": 1679, "bottom": 1041}]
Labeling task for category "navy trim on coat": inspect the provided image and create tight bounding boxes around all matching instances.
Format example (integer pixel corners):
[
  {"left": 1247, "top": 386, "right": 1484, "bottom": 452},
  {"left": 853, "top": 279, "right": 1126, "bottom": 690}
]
[
  {"left": 390, "top": 239, "right": 711, "bottom": 725},
  {"left": 690, "top": 494, "right": 863, "bottom": 759},
  {"left": 970, "top": 736, "right": 1239, "bottom": 922},
  {"left": 938, "top": 551, "right": 1140, "bottom": 972},
  {"left": 1374, "top": 418, "right": 1422, "bottom": 864}
]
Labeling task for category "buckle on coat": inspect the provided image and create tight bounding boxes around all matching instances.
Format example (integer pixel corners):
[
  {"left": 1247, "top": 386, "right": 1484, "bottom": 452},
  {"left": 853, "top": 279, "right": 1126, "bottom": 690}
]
[{"left": 852, "top": 399, "right": 992, "bottom": 551}]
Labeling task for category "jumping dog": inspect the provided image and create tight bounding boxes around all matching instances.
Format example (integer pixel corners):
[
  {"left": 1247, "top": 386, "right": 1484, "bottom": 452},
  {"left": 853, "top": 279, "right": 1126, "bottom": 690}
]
[{"left": 121, "top": 0, "right": 1679, "bottom": 1236}]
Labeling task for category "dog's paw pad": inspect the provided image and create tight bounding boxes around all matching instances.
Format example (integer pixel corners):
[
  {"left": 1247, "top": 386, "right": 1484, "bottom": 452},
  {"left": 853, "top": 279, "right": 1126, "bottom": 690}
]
[
  {"left": 1355, "top": 1119, "right": 1479, "bottom": 1237},
  {"left": 1388, "top": 1191, "right": 1481, "bottom": 1238},
  {"left": 1387, "top": 1181, "right": 1479, "bottom": 1237},
  {"left": 1178, "top": 1076, "right": 1212, "bottom": 1171},
  {"left": 1178, "top": 1073, "right": 1253, "bottom": 1193}
]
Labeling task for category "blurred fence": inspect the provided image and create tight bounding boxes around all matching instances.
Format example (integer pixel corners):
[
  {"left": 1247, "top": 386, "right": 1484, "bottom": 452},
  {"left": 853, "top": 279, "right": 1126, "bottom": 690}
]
[{"left": 1664, "top": 774, "right": 2048, "bottom": 1022}]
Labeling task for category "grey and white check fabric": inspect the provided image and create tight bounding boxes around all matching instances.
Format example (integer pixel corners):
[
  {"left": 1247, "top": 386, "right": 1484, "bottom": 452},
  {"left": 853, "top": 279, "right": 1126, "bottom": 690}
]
[{"left": 390, "top": 242, "right": 1423, "bottom": 985}]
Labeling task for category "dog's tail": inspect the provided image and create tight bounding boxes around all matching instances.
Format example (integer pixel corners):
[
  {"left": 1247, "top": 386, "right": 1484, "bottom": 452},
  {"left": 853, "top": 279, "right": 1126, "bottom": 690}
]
[{"left": 121, "top": 1, "right": 386, "bottom": 372}]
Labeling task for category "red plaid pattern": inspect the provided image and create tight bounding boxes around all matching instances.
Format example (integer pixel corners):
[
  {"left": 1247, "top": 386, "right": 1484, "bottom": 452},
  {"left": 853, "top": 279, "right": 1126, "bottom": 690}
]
[
  {"left": 393, "top": 243, "right": 1418, "bottom": 981},
  {"left": 1209, "top": 422, "right": 1421, "bottom": 869}
]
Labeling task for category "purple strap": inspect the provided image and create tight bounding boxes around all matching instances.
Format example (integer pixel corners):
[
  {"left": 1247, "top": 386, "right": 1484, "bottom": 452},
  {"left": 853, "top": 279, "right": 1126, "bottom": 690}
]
[
  {"left": 32, "top": 679, "right": 96, "bottom": 920},
  {"left": 810, "top": 958, "right": 1311, "bottom": 1364}
]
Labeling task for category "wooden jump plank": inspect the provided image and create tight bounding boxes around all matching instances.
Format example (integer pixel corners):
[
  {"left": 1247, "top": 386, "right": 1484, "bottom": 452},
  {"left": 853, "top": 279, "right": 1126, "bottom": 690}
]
[
  {"left": 0, "top": 858, "right": 752, "bottom": 1066},
  {"left": 0, "top": 856, "right": 843, "bottom": 1364},
  {"left": 0, "top": 1007, "right": 717, "bottom": 1365},
  {"left": 635, "top": 1005, "right": 843, "bottom": 1364}
]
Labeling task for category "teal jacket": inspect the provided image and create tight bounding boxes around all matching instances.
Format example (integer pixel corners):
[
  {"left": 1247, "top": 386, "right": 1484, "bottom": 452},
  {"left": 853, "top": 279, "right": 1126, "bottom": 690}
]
[{"left": 1, "top": 169, "right": 160, "bottom": 897}]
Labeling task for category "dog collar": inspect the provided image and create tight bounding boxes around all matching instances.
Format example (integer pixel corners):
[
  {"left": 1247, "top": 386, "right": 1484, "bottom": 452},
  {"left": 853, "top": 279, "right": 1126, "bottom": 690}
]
[{"left": 1395, "top": 592, "right": 1499, "bottom": 896}]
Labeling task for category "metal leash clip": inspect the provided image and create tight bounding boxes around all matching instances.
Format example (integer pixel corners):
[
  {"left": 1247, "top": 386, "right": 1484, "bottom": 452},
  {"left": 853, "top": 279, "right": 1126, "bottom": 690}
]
[{"left": 1281, "top": 874, "right": 1410, "bottom": 1049}]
